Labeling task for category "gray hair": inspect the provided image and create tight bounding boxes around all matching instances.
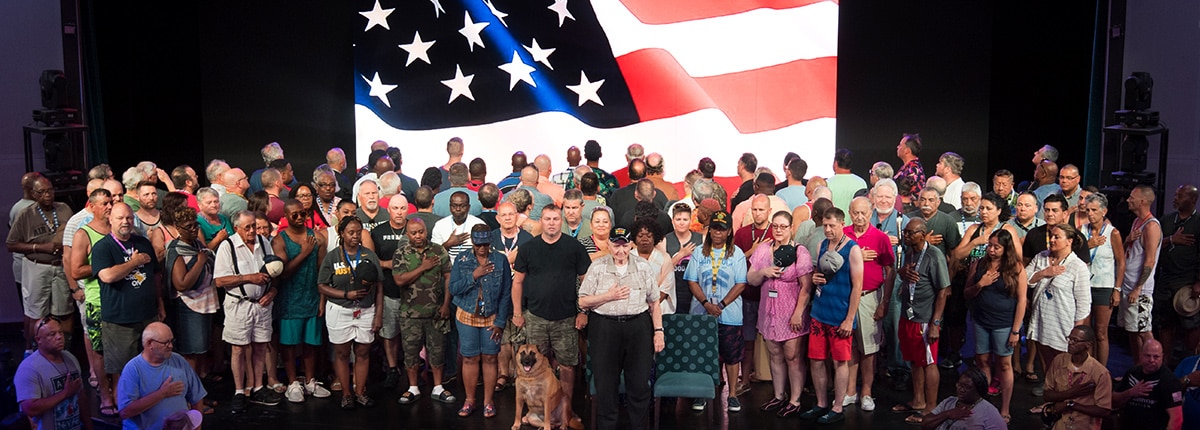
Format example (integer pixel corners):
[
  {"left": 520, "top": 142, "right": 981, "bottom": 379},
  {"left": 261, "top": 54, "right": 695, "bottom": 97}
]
[
  {"left": 232, "top": 210, "right": 256, "bottom": 228},
  {"left": 811, "top": 185, "right": 832, "bottom": 201},
  {"left": 563, "top": 188, "right": 583, "bottom": 202},
  {"left": 205, "top": 159, "right": 229, "bottom": 183},
  {"left": 961, "top": 181, "right": 982, "bottom": 197},
  {"left": 378, "top": 172, "right": 400, "bottom": 197},
  {"left": 121, "top": 167, "right": 146, "bottom": 191},
  {"left": 591, "top": 205, "right": 614, "bottom": 222},
  {"left": 939, "top": 152, "right": 964, "bottom": 175},
  {"left": 1041, "top": 145, "right": 1059, "bottom": 162},
  {"left": 871, "top": 161, "right": 894, "bottom": 180},
  {"left": 872, "top": 178, "right": 898, "bottom": 197},
  {"left": 136, "top": 161, "right": 157, "bottom": 178},
  {"left": 926, "top": 176, "right": 947, "bottom": 195},
  {"left": 313, "top": 164, "right": 335, "bottom": 183},
  {"left": 261, "top": 142, "right": 284, "bottom": 164},
  {"left": 196, "top": 187, "right": 219, "bottom": 201},
  {"left": 1083, "top": 192, "right": 1108, "bottom": 210}
]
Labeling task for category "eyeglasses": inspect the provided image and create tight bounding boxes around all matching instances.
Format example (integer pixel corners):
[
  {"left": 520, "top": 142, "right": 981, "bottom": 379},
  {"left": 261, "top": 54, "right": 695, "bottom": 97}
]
[
  {"left": 1066, "top": 336, "right": 1086, "bottom": 344},
  {"left": 1058, "top": 175, "right": 1079, "bottom": 181},
  {"left": 770, "top": 223, "right": 790, "bottom": 230},
  {"left": 31, "top": 188, "right": 53, "bottom": 196},
  {"left": 150, "top": 338, "right": 175, "bottom": 347},
  {"left": 314, "top": 182, "right": 336, "bottom": 188},
  {"left": 294, "top": 193, "right": 313, "bottom": 199},
  {"left": 178, "top": 223, "right": 199, "bottom": 231}
]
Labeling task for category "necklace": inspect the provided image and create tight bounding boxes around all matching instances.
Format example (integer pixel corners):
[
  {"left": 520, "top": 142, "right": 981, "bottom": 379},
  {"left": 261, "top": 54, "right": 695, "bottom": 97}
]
[{"left": 36, "top": 205, "right": 59, "bottom": 233}]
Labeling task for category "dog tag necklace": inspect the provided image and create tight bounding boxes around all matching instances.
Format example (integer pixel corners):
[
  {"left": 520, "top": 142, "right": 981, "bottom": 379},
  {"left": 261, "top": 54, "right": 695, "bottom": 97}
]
[{"left": 343, "top": 245, "right": 362, "bottom": 312}]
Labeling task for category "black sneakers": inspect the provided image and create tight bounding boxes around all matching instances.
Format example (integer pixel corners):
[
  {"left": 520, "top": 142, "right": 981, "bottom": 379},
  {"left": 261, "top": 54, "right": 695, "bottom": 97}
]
[
  {"left": 249, "top": 387, "right": 284, "bottom": 406},
  {"left": 382, "top": 367, "right": 400, "bottom": 389},
  {"left": 230, "top": 393, "right": 248, "bottom": 414}
]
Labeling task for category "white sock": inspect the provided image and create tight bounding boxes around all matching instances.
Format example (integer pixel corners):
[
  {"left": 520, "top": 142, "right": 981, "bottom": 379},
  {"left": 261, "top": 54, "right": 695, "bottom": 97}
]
[
  {"left": 431, "top": 385, "right": 444, "bottom": 395},
  {"left": 253, "top": 386, "right": 263, "bottom": 393},
  {"left": 235, "top": 389, "right": 244, "bottom": 396},
  {"left": 408, "top": 386, "right": 420, "bottom": 395}
]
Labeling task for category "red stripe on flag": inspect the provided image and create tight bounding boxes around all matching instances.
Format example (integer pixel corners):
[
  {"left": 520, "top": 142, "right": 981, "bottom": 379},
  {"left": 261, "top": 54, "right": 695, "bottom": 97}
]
[
  {"left": 617, "top": 49, "right": 837, "bottom": 134},
  {"left": 618, "top": 0, "right": 835, "bottom": 24}
]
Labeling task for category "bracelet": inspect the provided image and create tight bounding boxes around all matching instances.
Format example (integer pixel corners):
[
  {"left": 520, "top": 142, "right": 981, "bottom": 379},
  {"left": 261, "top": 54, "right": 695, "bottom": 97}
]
[
  {"left": 654, "top": 327, "right": 664, "bottom": 332},
  {"left": 700, "top": 299, "right": 709, "bottom": 306},
  {"left": 717, "top": 301, "right": 726, "bottom": 310}
]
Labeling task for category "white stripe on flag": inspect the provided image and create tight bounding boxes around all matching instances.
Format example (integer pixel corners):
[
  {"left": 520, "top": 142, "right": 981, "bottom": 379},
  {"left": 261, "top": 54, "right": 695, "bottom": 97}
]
[
  {"left": 355, "top": 105, "right": 836, "bottom": 182},
  {"left": 593, "top": 0, "right": 839, "bottom": 78}
]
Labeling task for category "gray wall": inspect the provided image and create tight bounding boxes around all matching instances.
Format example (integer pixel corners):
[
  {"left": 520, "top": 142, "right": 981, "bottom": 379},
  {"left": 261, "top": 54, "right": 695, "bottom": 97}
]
[
  {"left": 0, "top": 1, "right": 63, "bottom": 323},
  {"left": 1124, "top": 0, "right": 1200, "bottom": 197}
]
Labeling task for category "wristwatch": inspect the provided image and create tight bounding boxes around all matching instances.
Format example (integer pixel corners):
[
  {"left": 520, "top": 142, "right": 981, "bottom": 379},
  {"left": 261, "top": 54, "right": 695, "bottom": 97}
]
[
  {"left": 932, "top": 319, "right": 942, "bottom": 327},
  {"left": 1066, "top": 400, "right": 1076, "bottom": 410}
]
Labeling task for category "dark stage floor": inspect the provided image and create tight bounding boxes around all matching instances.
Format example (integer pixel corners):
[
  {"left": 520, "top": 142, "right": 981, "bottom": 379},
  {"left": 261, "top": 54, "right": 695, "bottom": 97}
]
[{"left": 2, "top": 325, "right": 1145, "bottom": 430}]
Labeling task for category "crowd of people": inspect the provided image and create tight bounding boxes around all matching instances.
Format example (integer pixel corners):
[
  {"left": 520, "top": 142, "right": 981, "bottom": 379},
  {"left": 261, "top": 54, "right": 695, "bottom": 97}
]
[{"left": 9, "top": 135, "right": 1200, "bottom": 430}]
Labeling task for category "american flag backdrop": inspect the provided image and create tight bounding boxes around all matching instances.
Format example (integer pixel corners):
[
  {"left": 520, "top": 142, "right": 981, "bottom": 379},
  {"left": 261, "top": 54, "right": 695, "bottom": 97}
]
[{"left": 353, "top": 0, "right": 838, "bottom": 181}]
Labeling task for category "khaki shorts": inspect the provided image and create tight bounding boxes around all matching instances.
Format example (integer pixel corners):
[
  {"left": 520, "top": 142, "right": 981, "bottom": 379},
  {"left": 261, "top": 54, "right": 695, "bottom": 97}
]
[
  {"left": 379, "top": 296, "right": 402, "bottom": 340},
  {"left": 222, "top": 296, "right": 274, "bottom": 346},
  {"left": 853, "top": 290, "right": 885, "bottom": 356},
  {"left": 21, "top": 260, "right": 71, "bottom": 319},
  {"left": 522, "top": 311, "right": 579, "bottom": 367}
]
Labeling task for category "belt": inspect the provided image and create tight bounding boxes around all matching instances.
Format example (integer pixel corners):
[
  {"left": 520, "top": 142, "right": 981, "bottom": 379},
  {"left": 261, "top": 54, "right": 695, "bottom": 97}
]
[
  {"left": 25, "top": 256, "right": 62, "bottom": 266},
  {"left": 226, "top": 292, "right": 262, "bottom": 303},
  {"left": 591, "top": 311, "right": 648, "bottom": 322},
  {"left": 862, "top": 289, "right": 877, "bottom": 296}
]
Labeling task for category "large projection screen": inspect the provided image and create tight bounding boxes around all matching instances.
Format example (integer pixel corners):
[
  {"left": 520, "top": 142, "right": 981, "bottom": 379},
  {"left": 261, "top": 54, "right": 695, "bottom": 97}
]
[{"left": 353, "top": 0, "right": 838, "bottom": 182}]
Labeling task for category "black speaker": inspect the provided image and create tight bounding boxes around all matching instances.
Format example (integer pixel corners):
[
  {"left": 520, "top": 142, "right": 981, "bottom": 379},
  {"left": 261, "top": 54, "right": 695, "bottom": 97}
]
[{"left": 39, "top": 70, "right": 67, "bottom": 109}]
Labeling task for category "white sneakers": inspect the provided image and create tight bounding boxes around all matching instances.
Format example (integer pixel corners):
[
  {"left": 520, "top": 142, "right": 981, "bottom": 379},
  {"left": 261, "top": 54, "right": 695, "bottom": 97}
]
[
  {"left": 861, "top": 396, "right": 876, "bottom": 412},
  {"left": 286, "top": 381, "right": 305, "bottom": 403},
  {"left": 305, "top": 379, "right": 332, "bottom": 398},
  {"left": 842, "top": 395, "right": 857, "bottom": 407}
]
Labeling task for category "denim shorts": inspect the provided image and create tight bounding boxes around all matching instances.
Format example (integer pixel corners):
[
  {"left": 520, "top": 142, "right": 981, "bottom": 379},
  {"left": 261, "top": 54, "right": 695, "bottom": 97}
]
[
  {"left": 456, "top": 320, "right": 501, "bottom": 357},
  {"left": 175, "top": 299, "right": 213, "bottom": 355},
  {"left": 973, "top": 324, "right": 1015, "bottom": 357}
]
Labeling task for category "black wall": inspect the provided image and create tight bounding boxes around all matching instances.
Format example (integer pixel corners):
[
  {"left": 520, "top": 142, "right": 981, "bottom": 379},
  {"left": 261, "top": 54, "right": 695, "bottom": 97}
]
[{"left": 91, "top": 1, "right": 1098, "bottom": 190}]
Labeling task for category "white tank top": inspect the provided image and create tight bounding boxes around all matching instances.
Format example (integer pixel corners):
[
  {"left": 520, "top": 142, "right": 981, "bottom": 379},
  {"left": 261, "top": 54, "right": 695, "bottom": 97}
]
[
  {"left": 1122, "top": 216, "right": 1160, "bottom": 295},
  {"left": 1083, "top": 222, "right": 1116, "bottom": 289}
]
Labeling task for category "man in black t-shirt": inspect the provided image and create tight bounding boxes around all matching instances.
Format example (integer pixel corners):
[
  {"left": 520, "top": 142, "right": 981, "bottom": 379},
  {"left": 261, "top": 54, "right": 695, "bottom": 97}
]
[
  {"left": 1155, "top": 185, "right": 1200, "bottom": 363},
  {"left": 1022, "top": 194, "right": 1090, "bottom": 265},
  {"left": 512, "top": 204, "right": 590, "bottom": 427},
  {"left": 92, "top": 203, "right": 160, "bottom": 378},
  {"left": 1113, "top": 340, "right": 1184, "bottom": 430},
  {"left": 371, "top": 196, "right": 409, "bottom": 388}
]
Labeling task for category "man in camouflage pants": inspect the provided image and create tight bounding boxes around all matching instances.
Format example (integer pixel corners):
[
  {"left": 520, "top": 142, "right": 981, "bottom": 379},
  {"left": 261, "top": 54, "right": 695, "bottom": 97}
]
[{"left": 392, "top": 218, "right": 457, "bottom": 405}]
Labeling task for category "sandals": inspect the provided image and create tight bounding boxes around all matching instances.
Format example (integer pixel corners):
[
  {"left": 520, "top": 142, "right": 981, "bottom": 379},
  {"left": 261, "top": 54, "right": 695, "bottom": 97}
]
[
  {"left": 89, "top": 375, "right": 99, "bottom": 389},
  {"left": 1024, "top": 372, "right": 1041, "bottom": 383},
  {"left": 495, "top": 375, "right": 513, "bottom": 392},
  {"left": 458, "top": 402, "right": 476, "bottom": 417},
  {"left": 483, "top": 403, "right": 497, "bottom": 418},
  {"left": 891, "top": 403, "right": 922, "bottom": 413},
  {"left": 1029, "top": 404, "right": 1046, "bottom": 414},
  {"left": 99, "top": 405, "right": 119, "bottom": 417},
  {"left": 398, "top": 391, "right": 419, "bottom": 405},
  {"left": 905, "top": 414, "right": 925, "bottom": 425}
]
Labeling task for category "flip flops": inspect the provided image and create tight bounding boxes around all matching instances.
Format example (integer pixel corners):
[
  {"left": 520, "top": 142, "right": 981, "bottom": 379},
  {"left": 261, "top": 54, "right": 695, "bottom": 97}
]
[{"left": 495, "top": 375, "right": 513, "bottom": 392}]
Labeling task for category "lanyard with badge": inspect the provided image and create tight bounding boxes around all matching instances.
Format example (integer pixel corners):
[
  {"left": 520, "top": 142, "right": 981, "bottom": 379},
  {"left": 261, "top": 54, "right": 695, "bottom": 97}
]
[
  {"left": 343, "top": 246, "right": 362, "bottom": 316},
  {"left": 905, "top": 246, "right": 928, "bottom": 320},
  {"left": 709, "top": 247, "right": 725, "bottom": 297}
]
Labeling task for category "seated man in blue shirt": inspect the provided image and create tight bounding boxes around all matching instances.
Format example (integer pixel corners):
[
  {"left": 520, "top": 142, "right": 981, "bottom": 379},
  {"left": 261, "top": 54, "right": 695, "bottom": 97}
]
[{"left": 118, "top": 322, "right": 207, "bottom": 430}]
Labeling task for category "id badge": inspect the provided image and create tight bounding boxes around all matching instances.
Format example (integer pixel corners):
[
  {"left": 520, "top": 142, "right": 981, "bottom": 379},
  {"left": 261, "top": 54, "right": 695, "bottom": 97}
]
[
  {"left": 352, "top": 308, "right": 362, "bottom": 319},
  {"left": 768, "top": 290, "right": 779, "bottom": 298},
  {"left": 815, "top": 286, "right": 822, "bottom": 298}
]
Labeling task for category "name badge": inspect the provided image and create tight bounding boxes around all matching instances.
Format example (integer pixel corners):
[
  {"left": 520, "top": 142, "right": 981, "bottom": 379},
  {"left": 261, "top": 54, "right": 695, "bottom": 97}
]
[{"left": 768, "top": 290, "right": 779, "bottom": 298}]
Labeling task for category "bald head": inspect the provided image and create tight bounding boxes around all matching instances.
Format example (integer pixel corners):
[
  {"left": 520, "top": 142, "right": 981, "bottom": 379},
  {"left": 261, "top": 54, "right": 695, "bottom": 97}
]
[
  {"left": 370, "top": 140, "right": 389, "bottom": 152},
  {"left": 511, "top": 152, "right": 527, "bottom": 172},
  {"left": 1140, "top": 339, "right": 1164, "bottom": 372},
  {"left": 520, "top": 165, "right": 539, "bottom": 185},
  {"left": 625, "top": 143, "right": 644, "bottom": 161},
  {"left": 566, "top": 146, "right": 581, "bottom": 166},
  {"left": 533, "top": 155, "right": 552, "bottom": 178},
  {"left": 141, "top": 322, "right": 173, "bottom": 347},
  {"left": 645, "top": 153, "right": 664, "bottom": 176}
]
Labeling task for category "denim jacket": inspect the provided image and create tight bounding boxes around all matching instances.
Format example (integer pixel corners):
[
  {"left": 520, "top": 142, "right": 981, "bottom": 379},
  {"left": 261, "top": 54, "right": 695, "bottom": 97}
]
[{"left": 450, "top": 250, "right": 513, "bottom": 327}]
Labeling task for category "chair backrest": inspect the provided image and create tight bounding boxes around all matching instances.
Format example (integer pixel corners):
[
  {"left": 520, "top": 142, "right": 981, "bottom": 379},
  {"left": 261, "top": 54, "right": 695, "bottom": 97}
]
[{"left": 656, "top": 313, "right": 720, "bottom": 385}]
